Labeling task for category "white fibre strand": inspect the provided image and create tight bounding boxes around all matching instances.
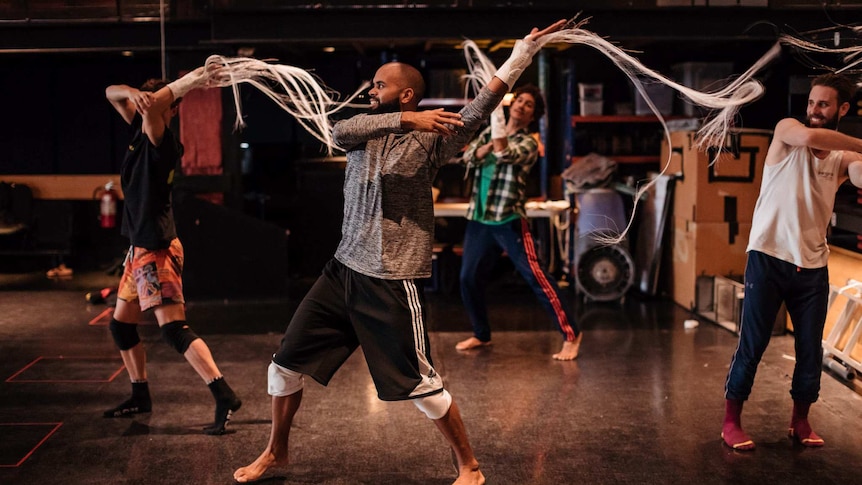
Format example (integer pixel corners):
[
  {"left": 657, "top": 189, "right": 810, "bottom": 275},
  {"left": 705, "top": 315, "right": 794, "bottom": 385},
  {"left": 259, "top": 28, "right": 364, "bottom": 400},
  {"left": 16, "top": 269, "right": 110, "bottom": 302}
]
[
  {"left": 203, "top": 55, "right": 369, "bottom": 153},
  {"left": 536, "top": 23, "right": 778, "bottom": 245},
  {"left": 539, "top": 29, "right": 776, "bottom": 151},
  {"left": 777, "top": 34, "right": 862, "bottom": 74},
  {"left": 461, "top": 39, "right": 498, "bottom": 96}
]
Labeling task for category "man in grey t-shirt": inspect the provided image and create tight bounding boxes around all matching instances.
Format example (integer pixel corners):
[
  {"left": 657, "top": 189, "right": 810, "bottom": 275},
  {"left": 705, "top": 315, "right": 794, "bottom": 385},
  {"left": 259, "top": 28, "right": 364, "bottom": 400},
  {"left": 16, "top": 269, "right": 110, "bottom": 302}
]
[{"left": 233, "top": 20, "right": 568, "bottom": 485}]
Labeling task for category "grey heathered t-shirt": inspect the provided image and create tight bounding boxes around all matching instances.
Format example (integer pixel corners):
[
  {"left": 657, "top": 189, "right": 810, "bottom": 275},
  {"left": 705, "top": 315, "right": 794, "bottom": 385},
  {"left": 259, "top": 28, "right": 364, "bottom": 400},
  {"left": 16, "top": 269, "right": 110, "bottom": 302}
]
[{"left": 332, "top": 88, "right": 503, "bottom": 280}]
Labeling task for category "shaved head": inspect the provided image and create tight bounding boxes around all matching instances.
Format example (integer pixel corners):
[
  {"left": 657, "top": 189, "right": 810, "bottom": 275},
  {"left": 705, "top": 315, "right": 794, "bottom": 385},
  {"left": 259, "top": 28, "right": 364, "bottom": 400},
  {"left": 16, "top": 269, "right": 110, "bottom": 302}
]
[
  {"left": 391, "top": 63, "right": 425, "bottom": 102},
  {"left": 372, "top": 62, "right": 425, "bottom": 111}
]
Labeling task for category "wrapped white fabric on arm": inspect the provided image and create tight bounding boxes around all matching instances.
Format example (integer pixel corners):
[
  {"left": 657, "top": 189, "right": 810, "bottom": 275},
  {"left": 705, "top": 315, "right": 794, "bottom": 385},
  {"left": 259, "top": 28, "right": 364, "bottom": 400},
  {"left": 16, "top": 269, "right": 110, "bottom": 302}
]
[
  {"left": 494, "top": 36, "right": 541, "bottom": 88},
  {"left": 166, "top": 66, "right": 207, "bottom": 99}
]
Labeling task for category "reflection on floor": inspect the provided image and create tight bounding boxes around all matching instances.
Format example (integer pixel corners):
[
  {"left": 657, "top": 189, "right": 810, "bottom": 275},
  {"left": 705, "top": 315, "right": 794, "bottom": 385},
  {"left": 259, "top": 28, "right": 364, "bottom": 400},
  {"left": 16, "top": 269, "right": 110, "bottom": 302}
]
[{"left": 1, "top": 271, "right": 862, "bottom": 484}]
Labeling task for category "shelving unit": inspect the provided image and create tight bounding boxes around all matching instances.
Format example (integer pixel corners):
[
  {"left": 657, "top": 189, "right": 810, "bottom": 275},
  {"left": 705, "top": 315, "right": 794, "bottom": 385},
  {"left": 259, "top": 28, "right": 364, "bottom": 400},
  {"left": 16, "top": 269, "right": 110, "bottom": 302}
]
[
  {"left": 571, "top": 115, "right": 674, "bottom": 124},
  {"left": 570, "top": 115, "right": 683, "bottom": 166}
]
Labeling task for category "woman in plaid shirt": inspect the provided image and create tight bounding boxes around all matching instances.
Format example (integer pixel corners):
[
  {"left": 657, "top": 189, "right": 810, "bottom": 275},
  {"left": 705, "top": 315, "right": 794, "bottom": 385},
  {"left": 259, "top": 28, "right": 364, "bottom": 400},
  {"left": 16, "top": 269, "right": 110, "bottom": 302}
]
[{"left": 456, "top": 84, "right": 583, "bottom": 360}]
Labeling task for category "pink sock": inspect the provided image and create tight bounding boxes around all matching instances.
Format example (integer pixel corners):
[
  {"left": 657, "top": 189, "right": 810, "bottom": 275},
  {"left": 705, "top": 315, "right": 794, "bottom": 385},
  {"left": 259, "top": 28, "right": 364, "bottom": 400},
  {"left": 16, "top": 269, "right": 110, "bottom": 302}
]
[
  {"left": 722, "top": 399, "right": 755, "bottom": 450},
  {"left": 789, "top": 401, "right": 824, "bottom": 447}
]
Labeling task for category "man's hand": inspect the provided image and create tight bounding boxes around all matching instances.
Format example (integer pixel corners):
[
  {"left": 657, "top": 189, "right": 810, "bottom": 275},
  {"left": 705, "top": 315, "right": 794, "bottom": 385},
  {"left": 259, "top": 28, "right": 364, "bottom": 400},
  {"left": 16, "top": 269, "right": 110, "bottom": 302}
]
[
  {"left": 401, "top": 109, "right": 464, "bottom": 136},
  {"left": 128, "top": 89, "right": 155, "bottom": 115},
  {"left": 494, "top": 19, "right": 568, "bottom": 88},
  {"left": 524, "top": 18, "right": 569, "bottom": 43}
]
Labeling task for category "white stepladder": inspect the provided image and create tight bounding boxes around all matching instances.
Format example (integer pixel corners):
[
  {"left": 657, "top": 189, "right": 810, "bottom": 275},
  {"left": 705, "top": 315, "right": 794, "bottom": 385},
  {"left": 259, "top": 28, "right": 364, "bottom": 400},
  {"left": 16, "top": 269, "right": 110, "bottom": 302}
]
[{"left": 822, "top": 279, "right": 862, "bottom": 381}]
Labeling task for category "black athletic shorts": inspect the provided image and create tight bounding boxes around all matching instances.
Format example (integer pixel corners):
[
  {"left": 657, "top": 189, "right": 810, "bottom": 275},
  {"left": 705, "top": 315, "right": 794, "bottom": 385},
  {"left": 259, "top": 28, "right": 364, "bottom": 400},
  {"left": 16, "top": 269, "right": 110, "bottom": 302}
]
[{"left": 272, "top": 258, "right": 444, "bottom": 401}]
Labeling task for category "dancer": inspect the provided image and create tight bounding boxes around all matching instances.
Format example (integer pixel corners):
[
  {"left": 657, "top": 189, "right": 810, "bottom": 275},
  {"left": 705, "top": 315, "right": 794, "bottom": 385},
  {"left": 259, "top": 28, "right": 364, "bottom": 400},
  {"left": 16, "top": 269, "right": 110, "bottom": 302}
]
[
  {"left": 722, "top": 72, "right": 862, "bottom": 450},
  {"left": 232, "top": 19, "right": 568, "bottom": 485},
  {"left": 454, "top": 84, "right": 582, "bottom": 360},
  {"left": 104, "top": 70, "right": 241, "bottom": 435}
]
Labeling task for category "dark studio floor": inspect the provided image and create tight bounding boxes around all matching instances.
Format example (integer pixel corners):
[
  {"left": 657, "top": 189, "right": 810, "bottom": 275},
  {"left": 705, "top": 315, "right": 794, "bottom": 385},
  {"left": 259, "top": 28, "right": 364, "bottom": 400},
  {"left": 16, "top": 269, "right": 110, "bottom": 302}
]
[{"left": 1, "top": 269, "right": 862, "bottom": 485}]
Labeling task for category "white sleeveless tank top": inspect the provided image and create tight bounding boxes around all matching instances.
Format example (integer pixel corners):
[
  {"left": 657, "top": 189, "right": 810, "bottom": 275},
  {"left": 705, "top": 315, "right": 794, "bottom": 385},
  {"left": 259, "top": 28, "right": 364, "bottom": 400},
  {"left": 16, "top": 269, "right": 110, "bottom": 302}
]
[{"left": 747, "top": 146, "right": 843, "bottom": 268}]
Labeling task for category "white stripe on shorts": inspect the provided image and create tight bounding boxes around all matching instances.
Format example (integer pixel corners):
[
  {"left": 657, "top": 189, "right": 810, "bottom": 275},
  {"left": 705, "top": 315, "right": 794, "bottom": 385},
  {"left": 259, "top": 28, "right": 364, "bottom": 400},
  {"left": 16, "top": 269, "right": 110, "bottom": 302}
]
[{"left": 403, "top": 280, "right": 425, "bottom": 356}]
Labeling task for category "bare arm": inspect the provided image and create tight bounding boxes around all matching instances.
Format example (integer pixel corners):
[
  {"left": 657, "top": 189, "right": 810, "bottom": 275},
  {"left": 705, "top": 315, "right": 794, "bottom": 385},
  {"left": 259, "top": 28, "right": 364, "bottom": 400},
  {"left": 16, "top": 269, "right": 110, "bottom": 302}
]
[
  {"left": 774, "top": 117, "right": 862, "bottom": 153},
  {"left": 105, "top": 84, "right": 152, "bottom": 125},
  {"left": 138, "top": 86, "right": 175, "bottom": 147},
  {"left": 105, "top": 82, "right": 176, "bottom": 146}
]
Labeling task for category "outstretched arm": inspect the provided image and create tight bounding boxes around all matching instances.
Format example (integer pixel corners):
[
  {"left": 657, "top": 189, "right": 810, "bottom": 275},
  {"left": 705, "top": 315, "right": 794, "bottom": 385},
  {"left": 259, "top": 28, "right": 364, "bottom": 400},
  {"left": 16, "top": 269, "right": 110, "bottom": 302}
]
[
  {"left": 488, "top": 19, "right": 568, "bottom": 95},
  {"left": 769, "top": 117, "right": 862, "bottom": 170},
  {"left": 774, "top": 118, "right": 862, "bottom": 153}
]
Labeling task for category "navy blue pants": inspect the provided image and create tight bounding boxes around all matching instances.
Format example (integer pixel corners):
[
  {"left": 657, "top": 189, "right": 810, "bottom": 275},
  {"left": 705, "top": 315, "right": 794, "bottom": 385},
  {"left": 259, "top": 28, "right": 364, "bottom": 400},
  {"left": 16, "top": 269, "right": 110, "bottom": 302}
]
[
  {"left": 459, "top": 218, "right": 578, "bottom": 342},
  {"left": 725, "top": 251, "right": 828, "bottom": 403}
]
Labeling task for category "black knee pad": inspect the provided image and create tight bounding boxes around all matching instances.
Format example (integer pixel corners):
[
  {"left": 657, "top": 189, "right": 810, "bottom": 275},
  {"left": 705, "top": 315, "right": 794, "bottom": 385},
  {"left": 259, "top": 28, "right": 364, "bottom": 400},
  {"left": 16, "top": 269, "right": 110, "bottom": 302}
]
[
  {"left": 109, "top": 318, "right": 140, "bottom": 351},
  {"left": 160, "top": 320, "right": 200, "bottom": 354}
]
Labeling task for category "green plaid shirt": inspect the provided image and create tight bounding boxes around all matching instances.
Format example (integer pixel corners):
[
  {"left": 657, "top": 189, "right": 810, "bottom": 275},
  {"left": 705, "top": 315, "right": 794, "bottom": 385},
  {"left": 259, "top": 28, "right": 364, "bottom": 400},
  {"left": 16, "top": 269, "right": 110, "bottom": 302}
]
[{"left": 462, "top": 126, "right": 538, "bottom": 222}]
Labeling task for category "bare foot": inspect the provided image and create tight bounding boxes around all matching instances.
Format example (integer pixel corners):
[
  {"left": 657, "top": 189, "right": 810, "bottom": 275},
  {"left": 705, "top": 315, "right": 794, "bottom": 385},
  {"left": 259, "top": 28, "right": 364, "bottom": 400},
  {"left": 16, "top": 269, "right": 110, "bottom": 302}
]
[
  {"left": 552, "top": 333, "right": 583, "bottom": 361},
  {"left": 455, "top": 337, "right": 492, "bottom": 351},
  {"left": 233, "top": 450, "right": 287, "bottom": 483},
  {"left": 453, "top": 466, "right": 485, "bottom": 485}
]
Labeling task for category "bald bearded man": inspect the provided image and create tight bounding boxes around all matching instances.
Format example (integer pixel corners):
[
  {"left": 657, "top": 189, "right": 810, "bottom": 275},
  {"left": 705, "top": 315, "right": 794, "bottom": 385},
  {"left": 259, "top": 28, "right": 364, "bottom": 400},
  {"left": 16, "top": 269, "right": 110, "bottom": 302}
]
[{"left": 233, "top": 20, "right": 567, "bottom": 485}]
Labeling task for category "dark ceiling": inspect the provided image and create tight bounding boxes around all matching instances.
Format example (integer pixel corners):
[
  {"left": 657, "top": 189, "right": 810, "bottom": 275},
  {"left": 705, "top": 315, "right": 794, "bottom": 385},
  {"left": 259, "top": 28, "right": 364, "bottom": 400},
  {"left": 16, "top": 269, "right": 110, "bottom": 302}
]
[{"left": 1, "top": 1, "right": 861, "bottom": 57}]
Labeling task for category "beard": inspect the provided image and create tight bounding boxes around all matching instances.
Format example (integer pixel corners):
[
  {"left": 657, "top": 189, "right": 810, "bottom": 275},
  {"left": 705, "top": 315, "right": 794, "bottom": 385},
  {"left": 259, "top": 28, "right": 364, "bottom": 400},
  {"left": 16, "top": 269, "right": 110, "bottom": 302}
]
[
  {"left": 805, "top": 112, "right": 840, "bottom": 130},
  {"left": 371, "top": 97, "right": 401, "bottom": 114}
]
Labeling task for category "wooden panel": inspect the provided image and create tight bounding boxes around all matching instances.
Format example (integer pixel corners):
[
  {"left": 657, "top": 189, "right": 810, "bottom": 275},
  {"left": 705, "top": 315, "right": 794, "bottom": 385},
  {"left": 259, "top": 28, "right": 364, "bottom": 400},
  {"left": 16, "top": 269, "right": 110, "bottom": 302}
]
[
  {"left": 0, "top": 175, "right": 123, "bottom": 200},
  {"left": 825, "top": 247, "right": 862, "bottom": 360}
]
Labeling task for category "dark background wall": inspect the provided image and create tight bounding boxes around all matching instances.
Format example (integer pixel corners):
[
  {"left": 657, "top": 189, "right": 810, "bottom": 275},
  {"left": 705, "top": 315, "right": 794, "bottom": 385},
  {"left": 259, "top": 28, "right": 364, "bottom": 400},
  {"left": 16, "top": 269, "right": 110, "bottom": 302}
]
[{"left": 1, "top": 1, "right": 861, "bottom": 280}]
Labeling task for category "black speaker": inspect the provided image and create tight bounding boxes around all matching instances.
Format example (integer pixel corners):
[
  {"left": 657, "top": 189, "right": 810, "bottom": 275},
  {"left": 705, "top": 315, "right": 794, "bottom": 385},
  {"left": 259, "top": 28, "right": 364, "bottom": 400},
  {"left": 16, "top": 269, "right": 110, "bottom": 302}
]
[{"left": 174, "top": 192, "right": 289, "bottom": 299}]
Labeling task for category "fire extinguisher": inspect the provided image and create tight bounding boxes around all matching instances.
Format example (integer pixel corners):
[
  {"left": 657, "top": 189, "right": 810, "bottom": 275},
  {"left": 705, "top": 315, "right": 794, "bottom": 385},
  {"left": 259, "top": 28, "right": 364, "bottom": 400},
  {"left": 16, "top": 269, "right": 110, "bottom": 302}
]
[{"left": 95, "top": 181, "right": 118, "bottom": 228}]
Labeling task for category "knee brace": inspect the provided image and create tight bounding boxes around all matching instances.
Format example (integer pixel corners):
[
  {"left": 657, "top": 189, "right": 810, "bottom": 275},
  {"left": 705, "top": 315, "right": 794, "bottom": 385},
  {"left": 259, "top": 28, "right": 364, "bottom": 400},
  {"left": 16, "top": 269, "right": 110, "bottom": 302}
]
[
  {"left": 413, "top": 390, "right": 452, "bottom": 420},
  {"left": 109, "top": 318, "right": 140, "bottom": 351},
  {"left": 160, "top": 321, "right": 199, "bottom": 354},
  {"left": 268, "top": 362, "right": 304, "bottom": 397}
]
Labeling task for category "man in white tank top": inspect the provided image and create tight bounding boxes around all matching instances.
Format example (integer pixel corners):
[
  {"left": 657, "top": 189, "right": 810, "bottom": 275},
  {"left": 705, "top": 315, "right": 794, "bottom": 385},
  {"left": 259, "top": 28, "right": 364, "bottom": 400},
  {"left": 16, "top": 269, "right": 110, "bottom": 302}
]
[{"left": 723, "top": 73, "right": 862, "bottom": 451}]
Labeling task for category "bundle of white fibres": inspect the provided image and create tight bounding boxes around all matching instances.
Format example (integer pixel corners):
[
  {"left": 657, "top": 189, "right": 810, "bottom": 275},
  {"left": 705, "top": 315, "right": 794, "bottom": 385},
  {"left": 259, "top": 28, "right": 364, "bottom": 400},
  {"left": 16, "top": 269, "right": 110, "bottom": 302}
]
[
  {"left": 778, "top": 33, "right": 862, "bottom": 74},
  {"left": 202, "top": 55, "right": 369, "bottom": 154},
  {"left": 538, "top": 19, "right": 778, "bottom": 154},
  {"left": 461, "top": 39, "right": 498, "bottom": 94},
  {"left": 460, "top": 18, "right": 780, "bottom": 245}
]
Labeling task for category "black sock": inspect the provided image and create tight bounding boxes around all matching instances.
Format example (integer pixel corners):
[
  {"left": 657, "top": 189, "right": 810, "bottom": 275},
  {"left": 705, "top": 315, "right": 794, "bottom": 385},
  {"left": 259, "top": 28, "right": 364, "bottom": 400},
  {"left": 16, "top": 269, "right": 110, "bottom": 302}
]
[
  {"left": 104, "top": 381, "right": 152, "bottom": 418},
  {"left": 131, "top": 381, "right": 150, "bottom": 402},
  {"left": 204, "top": 377, "right": 241, "bottom": 435}
]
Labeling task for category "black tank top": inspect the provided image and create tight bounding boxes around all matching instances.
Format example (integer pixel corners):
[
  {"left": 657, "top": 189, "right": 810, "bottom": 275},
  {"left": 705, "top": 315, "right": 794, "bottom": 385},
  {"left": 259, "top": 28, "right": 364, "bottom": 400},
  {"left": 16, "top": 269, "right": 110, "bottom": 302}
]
[{"left": 119, "top": 115, "right": 179, "bottom": 249}]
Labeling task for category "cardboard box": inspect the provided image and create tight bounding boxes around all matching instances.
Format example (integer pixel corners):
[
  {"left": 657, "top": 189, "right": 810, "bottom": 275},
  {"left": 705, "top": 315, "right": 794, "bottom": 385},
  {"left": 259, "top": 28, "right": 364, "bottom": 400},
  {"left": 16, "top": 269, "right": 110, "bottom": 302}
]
[
  {"left": 661, "top": 129, "right": 771, "bottom": 223},
  {"left": 670, "top": 217, "right": 750, "bottom": 310}
]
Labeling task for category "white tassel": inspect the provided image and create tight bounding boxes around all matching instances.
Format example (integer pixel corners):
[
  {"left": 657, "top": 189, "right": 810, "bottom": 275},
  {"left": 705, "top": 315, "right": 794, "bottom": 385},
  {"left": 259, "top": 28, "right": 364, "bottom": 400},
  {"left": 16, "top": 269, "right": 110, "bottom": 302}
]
[
  {"left": 202, "top": 55, "right": 370, "bottom": 154},
  {"left": 538, "top": 25, "right": 776, "bottom": 154},
  {"left": 777, "top": 34, "right": 862, "bottom": 75},
  {"left": 461, "top": 17, "right": 779, "bottom": 246},
  {"left": 461, "top": 39, "right": 498, "bottom": 97}
]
